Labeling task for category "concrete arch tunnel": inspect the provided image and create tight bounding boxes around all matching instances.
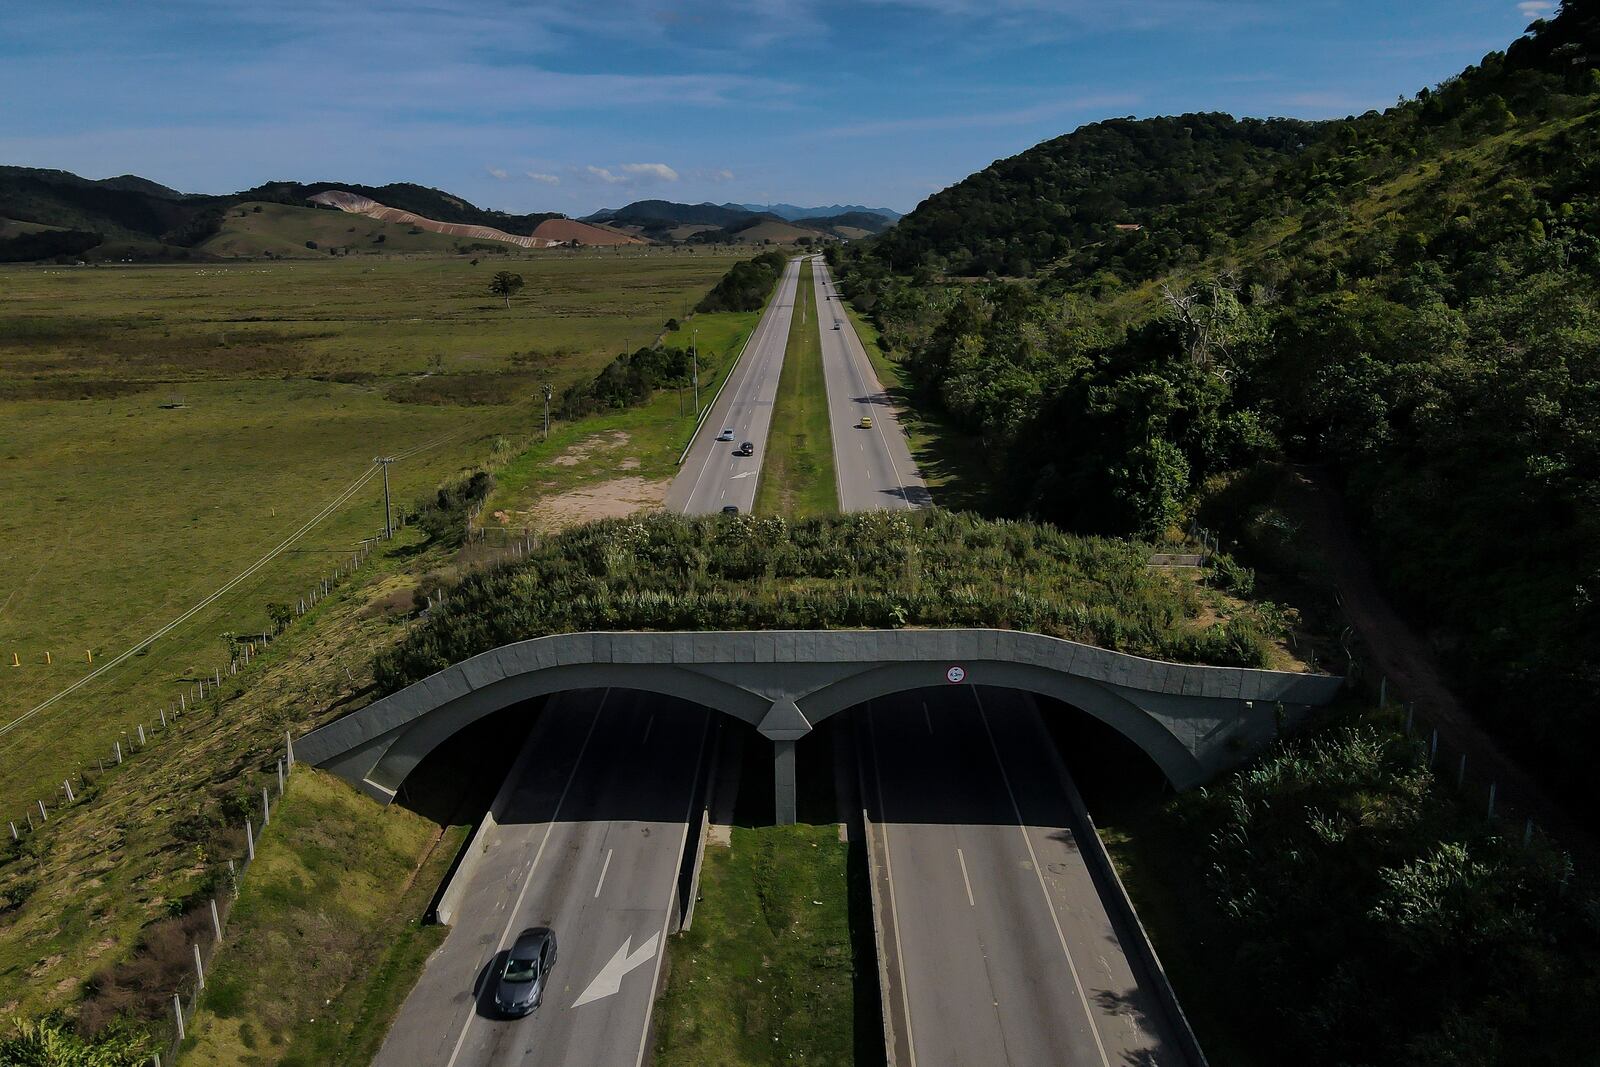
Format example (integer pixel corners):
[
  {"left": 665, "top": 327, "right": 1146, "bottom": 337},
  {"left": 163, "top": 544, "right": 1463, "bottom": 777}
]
[{"left": 297, "top": 630, "right": 1344, "bottom": 823}]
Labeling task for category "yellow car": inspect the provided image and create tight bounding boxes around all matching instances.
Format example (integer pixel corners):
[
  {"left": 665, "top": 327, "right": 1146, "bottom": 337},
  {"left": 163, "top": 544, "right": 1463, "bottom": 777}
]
[{"left": 857, "top": 416, "right": 873, "bottom": 429}]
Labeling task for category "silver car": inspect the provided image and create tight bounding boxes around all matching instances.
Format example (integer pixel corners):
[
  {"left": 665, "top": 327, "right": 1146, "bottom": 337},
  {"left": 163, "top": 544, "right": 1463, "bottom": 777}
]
[{"left": 494, "top": 927, "right": 557, "bottom": 1017}]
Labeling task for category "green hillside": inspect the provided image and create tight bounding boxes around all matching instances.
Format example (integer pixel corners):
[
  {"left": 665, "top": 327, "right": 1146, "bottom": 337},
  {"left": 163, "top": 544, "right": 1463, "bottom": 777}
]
[
  {"left": 836, "top": 3, "right": 1600, "bottom": 814},
  {"left": 200, "top": 201, "right": 480, "bottom": 258}
]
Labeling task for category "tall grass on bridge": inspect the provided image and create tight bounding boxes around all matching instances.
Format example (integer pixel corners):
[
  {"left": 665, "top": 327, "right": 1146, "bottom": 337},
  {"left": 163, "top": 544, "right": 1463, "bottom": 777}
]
[{"left": 374, "top": 510, "right": 1286, "bottom": 693}]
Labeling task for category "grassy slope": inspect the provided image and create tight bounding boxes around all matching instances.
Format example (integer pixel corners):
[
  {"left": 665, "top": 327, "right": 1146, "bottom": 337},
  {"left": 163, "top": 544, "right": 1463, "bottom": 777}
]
[
  {"left": 754, "top": 259, "right": 838, "bottom": 518},
  {"left": 179, "top": 770, "right": 465, "bottom": 1066},
  {"left": 200, "top": 201, "right": 469, "bottom": 258},
  {"left": 0, "top": 253, "right": 741, "bottom": 812},
  {"left": 479, "top": 309, "right": 760, "bottom": 528},
  {"left": 653, "top": 824, "right": 864, "bottom": 1066}
]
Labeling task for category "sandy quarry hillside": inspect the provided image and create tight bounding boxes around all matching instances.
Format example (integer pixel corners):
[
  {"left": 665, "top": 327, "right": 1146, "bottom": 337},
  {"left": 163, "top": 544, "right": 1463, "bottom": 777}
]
[
  {"left": 530, "top": 217, "right": 646, "bottom": 246},
  {"left": 307, "top": 189, "right": 642, "bottom": 249}
]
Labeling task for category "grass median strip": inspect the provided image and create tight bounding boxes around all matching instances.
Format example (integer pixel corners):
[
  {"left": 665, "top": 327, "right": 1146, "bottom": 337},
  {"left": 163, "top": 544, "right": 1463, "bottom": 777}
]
[
  {"left": 654, "top": 823, "right": 874, "bottom": 1066},
  {"left": 754, "top": 259, "right": 837, "bottom": 518}
]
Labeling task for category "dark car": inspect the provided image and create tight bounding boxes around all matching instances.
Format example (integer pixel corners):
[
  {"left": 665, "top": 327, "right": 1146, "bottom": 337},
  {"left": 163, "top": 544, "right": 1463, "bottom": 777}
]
[
  {"left": 494, "top": 927, "right": 557, "bottom": 1017},
  {"left": 736, "top": 441, "right": 754, "bottom": 456},
  {"left": 722, "top": 504, "right": 740, "bottom": 514}
]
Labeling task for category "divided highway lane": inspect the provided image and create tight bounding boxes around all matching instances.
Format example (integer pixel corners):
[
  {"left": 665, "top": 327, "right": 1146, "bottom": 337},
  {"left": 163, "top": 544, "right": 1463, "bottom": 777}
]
[
  {"left": 812, "top": 258, "right": 930, "bottom": 511},
  {"left": 860, "top": 687, "right": 1187, "bottom": 1067},
  {"left": 374, "top": 689, "right": 710, "bottom": 1067},
  {"left": 665, "top": 256, "right": 803, "bottom": 515}
]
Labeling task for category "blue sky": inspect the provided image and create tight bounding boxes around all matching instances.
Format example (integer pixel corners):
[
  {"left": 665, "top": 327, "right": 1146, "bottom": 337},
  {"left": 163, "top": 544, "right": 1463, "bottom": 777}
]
[{"left": 0, "top": 0, "right": 1554, "bottom": 216}]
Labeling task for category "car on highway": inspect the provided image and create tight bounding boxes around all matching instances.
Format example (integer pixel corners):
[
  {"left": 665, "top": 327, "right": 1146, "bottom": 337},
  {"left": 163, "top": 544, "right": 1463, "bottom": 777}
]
[
  {"left": 832, "top": 321, "right": 841, "bottom": 329},
  {"left": 716, "top": 428, "right": 735, "bottom": 441},
  {"left": 722, "top": 504, "right": 740, "bottom": 514},
  {"left": 858, "top": 415, "right": 873, "bottom": 429},
  {"left": 736, "top": 441, "right": 754, "bottom": 456},
  {"left": 494, "top": 927, "right": 557, "bottom": 1018}
]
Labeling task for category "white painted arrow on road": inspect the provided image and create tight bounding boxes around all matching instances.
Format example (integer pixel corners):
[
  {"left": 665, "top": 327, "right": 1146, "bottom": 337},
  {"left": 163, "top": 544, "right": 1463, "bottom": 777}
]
[
  {"left": 730, "top": 471, "right": 755, "bottom": 479},
  {"left": 572, "top": 933, "right": 659, "bottom": 1008}
]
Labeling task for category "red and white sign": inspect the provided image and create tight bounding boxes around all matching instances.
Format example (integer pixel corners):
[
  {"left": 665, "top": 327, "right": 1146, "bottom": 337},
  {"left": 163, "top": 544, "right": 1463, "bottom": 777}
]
[{"left": 946, "top": 665, "right": 966, "bottom": 684}]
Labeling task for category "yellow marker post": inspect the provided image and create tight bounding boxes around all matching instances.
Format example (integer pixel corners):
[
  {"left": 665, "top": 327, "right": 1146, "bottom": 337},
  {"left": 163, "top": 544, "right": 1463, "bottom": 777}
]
[
  {"left": 86, "top": 649, "right": 94, "bottom": 663},
  {"left": 44, "top": 651, "right": 52, "bottom": 665},
  {"left": 9, "top": 653, "right": 18, "bottom": 668}
]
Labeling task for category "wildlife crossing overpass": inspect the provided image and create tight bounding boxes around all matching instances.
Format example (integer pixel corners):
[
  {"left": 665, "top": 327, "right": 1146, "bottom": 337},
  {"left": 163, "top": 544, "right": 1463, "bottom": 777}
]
[{"left": 296, "top": 629, "right": 1344, "bottom": 823}]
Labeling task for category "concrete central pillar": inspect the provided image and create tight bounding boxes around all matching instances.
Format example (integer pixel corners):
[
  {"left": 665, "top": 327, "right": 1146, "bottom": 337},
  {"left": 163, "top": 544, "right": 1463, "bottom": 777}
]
[
  {"left": 772, "top": 740, "right": 797, "bottom": 825},
  {"left": 757, "top": 697, "right": 812, "bottom": 827}
]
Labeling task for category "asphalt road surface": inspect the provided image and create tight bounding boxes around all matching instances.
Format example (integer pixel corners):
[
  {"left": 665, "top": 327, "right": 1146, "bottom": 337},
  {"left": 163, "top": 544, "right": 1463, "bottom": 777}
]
[
  {"left": 859, "top": 686, "right": 1188, "bottom": 1067},
  {"left": 664, "top": 256, "right": 803, "bottom": 515},
  {"left": 812, "top": 258, "right": 930, "bottom": 511},
  {"left": 373, "top": 690, "right": 709, "bottom": 1067}
]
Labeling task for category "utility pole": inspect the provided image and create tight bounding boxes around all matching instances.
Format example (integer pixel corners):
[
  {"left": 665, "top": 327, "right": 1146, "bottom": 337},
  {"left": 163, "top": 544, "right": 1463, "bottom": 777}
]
[
  {"left": 375, "top": 457, "right": 395, "bottom": 539},
  {"left": 691, "top": 328, "right": 701, "bottom": 416},
  {"left": 541, "top": 382, "right": 553, "bottom": 440}
]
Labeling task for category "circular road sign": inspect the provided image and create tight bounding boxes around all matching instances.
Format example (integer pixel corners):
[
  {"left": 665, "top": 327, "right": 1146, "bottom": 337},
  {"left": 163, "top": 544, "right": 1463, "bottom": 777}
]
[{"left": 946, "top": 665, "right": 966, "bottom": 684}]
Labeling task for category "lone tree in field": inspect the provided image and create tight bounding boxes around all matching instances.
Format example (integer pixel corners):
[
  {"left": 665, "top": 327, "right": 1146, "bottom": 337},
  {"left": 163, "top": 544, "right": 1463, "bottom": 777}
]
[{"left": 490, "top": 270, "right": 525, "bottom": 308}]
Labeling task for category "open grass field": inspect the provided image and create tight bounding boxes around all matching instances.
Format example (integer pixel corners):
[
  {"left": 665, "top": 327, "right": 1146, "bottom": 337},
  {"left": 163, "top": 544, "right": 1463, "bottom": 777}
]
[
  {"left": 653, "top": 824, "right": 871, "bottom": 1067},
  {"left": 0, "top": 251, "right": 741, "bottom": 829},
  {"left": 478, "top": 308, "right": 761, "bottom": 531},
  {"left": 755, "top": 259, "right": 837, "bottom": 518}
]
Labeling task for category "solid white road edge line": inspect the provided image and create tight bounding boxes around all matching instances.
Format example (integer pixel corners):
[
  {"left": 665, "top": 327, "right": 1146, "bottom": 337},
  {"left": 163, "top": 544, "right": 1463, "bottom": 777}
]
[
  {"left": 970, "top": 688, "right": 1112, "bottom": 1067},
  {"left": 632, "top": 709, "right": 713, "bottom": 1067},
  {"left": 443, "top": 690, "right": 610, "bottom": 1067},
  {"left": 868, "top": 704, "right": 919, "bottom": 1067},
  {"left": 595, "top": 849, "right": 614, "bottom": 899}
]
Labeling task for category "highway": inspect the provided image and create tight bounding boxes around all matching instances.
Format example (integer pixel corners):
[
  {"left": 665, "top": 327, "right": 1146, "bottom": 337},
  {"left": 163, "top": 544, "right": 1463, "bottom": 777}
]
[
  {"left": 859, "top": 686, "right": 1187, "bottom": 1066},
  {"left": 812, "top": 258, "right": 930, "bottom": 511},
  {"left": 664, "top": 256, "right": 803, "bottom": 515},
  {"left": 374, "top": 690, "right": 709, "bottom": 1067}
]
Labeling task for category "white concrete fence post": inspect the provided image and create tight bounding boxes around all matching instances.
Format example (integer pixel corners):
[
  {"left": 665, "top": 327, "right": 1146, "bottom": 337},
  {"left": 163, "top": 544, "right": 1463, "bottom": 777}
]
[
  {"left": 277, "top": 758, "right": 284, "bottom": 795},
  {"left": 1457, "top": 753, "right": 1467, "bottom": 787},
  {"left": 1404, "top": 704, "right": 1414, "bottom": 736},
  {"left": 192, "top": 942, "right": 205, "bottom": 989},
  {"left": 209, "top": 898, "right": 222, "bottom": 940},
  {"left": 37, "top": 800, "right": 47, "bottom": 823},
  {"left": 173, "top": 993, "right": 185, "bottom": 1040},
  {"left": 1524, "top": 817, "right": 1534, "bottom": 846},
  {"left": 285, "top": 731, "right": 295, "bottom": 769},
  {"left": 262, "top": 786, "right": 270, "bottom": 826},
  {"left": 115, "top": 741, "right": 123, "bottom": 765},
  {"left": 246, "top": 818, "right": 255, "bottom": 861},
  {"left": 63, "top": 779, "right": 74, "bottom": 804},
  {"left": 1428, "top": 729, "right": 1438, "bottom": 769},
  {"left": 1379, "top": 675, "right": 1387, "bottom": 707},
  {"left": 137, "top": 724, "right": 146, "bottom": 746},
  {"left": 160, "top": 709, "right": 167, "bottom": 729}
]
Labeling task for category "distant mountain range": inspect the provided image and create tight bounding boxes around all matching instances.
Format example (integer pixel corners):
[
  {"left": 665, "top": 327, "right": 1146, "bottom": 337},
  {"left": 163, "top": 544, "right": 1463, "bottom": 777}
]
[
  {"left": 0, "top": 167, "right": 897, "bottom": 261},
  {"left": 732, "top": 202, "right": 901, "bottom": 222},
  {"left": 581, "top": 200, "right": 896, "bottom": 243}
]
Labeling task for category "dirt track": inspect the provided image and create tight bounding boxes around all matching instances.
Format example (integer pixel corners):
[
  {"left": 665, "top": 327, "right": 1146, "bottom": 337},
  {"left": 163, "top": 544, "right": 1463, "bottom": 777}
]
[{"left": 1297, "top": 469, "right": 1597, "bottom": 863}]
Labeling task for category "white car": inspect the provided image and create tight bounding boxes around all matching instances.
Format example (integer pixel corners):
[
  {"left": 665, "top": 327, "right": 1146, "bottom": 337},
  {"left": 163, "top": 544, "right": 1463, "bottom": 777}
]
[{"left": 716, "top": 428, "right": 735, "bottom": 441}]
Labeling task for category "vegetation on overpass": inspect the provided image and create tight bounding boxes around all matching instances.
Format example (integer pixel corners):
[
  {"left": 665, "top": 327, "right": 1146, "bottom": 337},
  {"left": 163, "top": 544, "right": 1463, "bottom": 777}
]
[{"left": 373, "top": 511, "right": 1289, "bottom": 694}]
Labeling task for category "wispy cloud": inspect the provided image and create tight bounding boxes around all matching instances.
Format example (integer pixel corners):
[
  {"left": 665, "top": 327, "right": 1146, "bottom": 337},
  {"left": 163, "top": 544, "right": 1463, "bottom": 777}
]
[
  {"left": 620, "top": 162, "right": 678, "bottom": 181},
  {"left": 526, "top": 171, "right": 560, "bottom": 185},
  {"left": 486, "top": 166, "right": 509, "bottom": 179},
  {"left": 586, "top": 165, "right": 627, "bottom": 184},
  {"left": 1517, "top": 0, "right": 1555, "bottom": 15}
]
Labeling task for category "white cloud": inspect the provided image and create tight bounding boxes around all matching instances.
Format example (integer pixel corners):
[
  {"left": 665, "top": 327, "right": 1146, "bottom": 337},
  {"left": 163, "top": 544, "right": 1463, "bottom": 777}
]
[
  {"left": 620, "top": 162, "right": 679, "bottom": 181},
  {"left": 713, "top": 168, "right": 735, "bottom": 181},
  {"left": 526, "top": 171, "right": 561, "bottom": 185},
  {"left": 1517, "top": 0, "right": 1554, "bottom": 14},
  {"left": 486, "top": 166, "right": 510, "bottom": 179},
  {"left": 586, "top": 165, "right": 627, "bottom": 184}
]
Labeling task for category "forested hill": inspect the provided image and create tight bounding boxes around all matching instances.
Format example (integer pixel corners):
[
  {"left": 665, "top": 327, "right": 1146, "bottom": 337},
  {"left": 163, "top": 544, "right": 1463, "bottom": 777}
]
[
  {"left": 870, "top": 113, "right": 1321, "bottom": 276},
  {"left": 833, "top": 2, "right": 1600, "bottom": 828}
]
